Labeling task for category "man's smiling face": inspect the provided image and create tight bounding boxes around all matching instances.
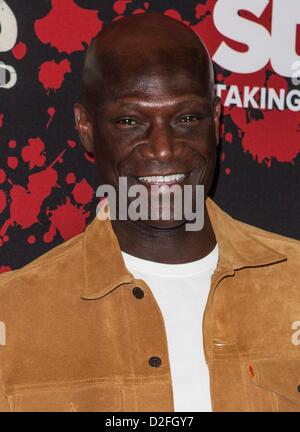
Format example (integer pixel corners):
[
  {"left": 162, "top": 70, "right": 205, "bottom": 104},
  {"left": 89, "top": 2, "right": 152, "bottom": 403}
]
[{"left": 75, "top": 13, "right": 220, "bottom": 229}]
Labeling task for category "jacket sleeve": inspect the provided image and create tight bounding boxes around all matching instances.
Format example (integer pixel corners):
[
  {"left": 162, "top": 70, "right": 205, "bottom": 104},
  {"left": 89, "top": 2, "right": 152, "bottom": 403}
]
[{"left": 0, "top": 349, "right": 10, "bottom": 412}]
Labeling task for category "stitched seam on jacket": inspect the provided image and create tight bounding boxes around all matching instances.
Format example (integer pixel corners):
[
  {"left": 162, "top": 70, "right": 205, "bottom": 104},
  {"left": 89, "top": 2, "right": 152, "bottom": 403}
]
[
  {"left": 11, "top": 374, "right": 172, "bottom": 392},
  {"left": 120, "top": 288, "right": 138, "bottom": 411},
  {"left": 0, "top": 348, "right": 11, "bottom": 411}
]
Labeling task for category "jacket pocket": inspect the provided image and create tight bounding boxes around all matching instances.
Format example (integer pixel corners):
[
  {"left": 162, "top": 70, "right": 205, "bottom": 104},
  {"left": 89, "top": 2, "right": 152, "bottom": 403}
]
[
  {"left": 10, "top": 380, "right": 122, "bottom": 412},
  {"left": 249, "top": 358, "right": 300, "bottom": 412}
]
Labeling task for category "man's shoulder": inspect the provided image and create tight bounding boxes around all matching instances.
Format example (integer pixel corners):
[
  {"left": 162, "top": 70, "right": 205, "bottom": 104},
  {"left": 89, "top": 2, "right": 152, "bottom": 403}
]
[{"left": 0, "top": 228, "right": 85, "bottom": 294}]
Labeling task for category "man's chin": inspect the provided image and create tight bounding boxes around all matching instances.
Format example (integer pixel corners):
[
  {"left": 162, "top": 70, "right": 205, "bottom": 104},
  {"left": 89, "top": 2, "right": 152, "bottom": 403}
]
[{"left": 137, "top": 218, "right": 187, "bottom": 230}]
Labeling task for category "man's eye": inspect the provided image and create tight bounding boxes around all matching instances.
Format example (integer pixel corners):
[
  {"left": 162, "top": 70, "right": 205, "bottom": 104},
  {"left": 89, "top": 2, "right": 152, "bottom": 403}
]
[
  {"left": 116, "top": 118, "right": 137, "bottom": 126},
  {"left": 179, "top": 115, "right": 200, "bottom": 123}
]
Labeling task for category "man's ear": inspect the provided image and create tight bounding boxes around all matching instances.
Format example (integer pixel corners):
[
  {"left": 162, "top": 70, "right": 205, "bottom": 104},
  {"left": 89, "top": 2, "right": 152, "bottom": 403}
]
[
  {"left": 213, "top": 96, "right": 222, "bottom": 146},
  {"left": 74, "top": 103, "right": 94, "bottom": 154}
]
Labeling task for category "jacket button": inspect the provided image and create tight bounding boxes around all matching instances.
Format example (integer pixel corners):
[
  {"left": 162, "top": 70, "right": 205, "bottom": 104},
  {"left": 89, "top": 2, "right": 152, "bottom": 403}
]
[
  {"left": 132, "top": 287, "right": 144, "bottom": 299},
  {"left": 149, "top": 356, "right": 162, "bottom": 368}
]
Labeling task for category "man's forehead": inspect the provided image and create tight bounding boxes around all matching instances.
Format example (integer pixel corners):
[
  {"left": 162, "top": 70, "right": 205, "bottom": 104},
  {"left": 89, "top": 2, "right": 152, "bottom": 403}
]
[
  {"left": 97, "top": 44, "right": 209, "bottom": 79},
  {"left": 101, "top": 72, "right": 213, "bottom": 106},
  {"left": 92, "top": 16, "right": 212, "bottom": 84},
  {"left": 81, "top": 13, "right": 215, "bottom": 110},
  {"left": 94, "top": 12, "right": 202, "bottom": 51}
]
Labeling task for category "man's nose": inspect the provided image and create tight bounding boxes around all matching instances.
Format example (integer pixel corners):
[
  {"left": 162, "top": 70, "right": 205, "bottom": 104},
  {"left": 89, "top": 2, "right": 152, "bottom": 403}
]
[{"left": 139, "top": 123, "right": 181, "bottom": 162}]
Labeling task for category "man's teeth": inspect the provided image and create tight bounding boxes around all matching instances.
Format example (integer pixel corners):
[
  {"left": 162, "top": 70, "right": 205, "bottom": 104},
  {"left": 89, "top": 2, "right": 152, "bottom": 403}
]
[{"left": 137, "top": 174, "right": 185, "bottom": 183}]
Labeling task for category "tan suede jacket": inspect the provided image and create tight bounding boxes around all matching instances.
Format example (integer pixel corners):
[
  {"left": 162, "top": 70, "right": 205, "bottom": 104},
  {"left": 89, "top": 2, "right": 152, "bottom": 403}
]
[{"left": 0, "top": 197, "right": 299, "bottom": 412}]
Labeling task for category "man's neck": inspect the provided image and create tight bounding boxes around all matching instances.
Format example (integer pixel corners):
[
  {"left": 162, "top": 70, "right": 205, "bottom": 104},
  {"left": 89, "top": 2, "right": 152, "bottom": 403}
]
[{"left": 111, "top": 205, "right": 217, "bottom": 264}]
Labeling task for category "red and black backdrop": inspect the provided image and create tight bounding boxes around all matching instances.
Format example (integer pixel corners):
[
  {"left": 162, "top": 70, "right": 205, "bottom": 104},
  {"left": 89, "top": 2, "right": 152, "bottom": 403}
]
[{"left": 0, "top": 0, "right": 300, "bottom": 272}]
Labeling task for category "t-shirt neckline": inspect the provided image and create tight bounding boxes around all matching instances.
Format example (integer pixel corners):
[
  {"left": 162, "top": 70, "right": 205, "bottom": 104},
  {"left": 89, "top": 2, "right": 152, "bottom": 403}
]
[{"left": 121, "top": 243, "right": 219, "bottom": 278}]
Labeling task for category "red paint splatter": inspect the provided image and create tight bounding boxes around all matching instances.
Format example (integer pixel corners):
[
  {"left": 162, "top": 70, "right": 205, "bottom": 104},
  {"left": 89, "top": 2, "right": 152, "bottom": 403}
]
[
  {"left": 266, "top": 74, "right": 289, "bottom": 92},
  {"left": 12, "top": 42, "right": 27, "bottom": 60},
  {"left": 225, "top": 168, "right": 231, "bottom": 175},
  {"left": 27, "top": 235, "right": 36, "bottom": 244},
  {"left": 43, "top": 223, "right": 57, "bottom": 243},
  {"left": 191, "top": 1, "right": 224, "bottom": 59},
  {"left": 195, "top": 2, "right": 211, "bottom": 19},
  {"left": 217, "top": 73, "right": 223, "bottom": 82},
  {"left": 48, "top": 197, "right": 90, "bottom": 240},
  {"left": 67, "top": 140, "right": 76, "bottom": 148},
  {"left": 7, "top": 171, "right": 57, "bottom": 230},
  {"left": 21, "top": 137, "right": 46, "bottom": 169},
  {"left": 132, "top": 9, "right": 146, "bottom": 15},
  {"left": 0, "top": 266, "right": 12, "bottom": 274},
  {"left": 0, "top": 113, "right": 3, "bottom": 128},
  {"left": 225, "top": 132, "right": 233, "bottom": 144},
  {"left": 8, "top": 140, "right": 16, "bottom": 148},
  {"left": 0, "top": 190, "right": 6, "bottom": 214},
  {"left": 112, "top": 15, "right": 124, "bottom": 22},
  {"left": 164, "top": 9, "right": 186, "bottom": 25},
  {"left": 144, "top": 3, "right": 149, "bottom": 10},
  {"left": 66, "top": 173, "right": 76, "bottom": 184},
  {"left": 34, "top": 0, "right": 102, "bottom": 54},
  {"left": 7, "top": 157, "right": 18, "bottom": 170},
  {"left": 39, "top": 59, "right": 71, "bottom": 93},
  {"left": 46, "top": 107, "right": 56, "bottom": 129},
  {"left": 221, "top": 152, "right": 225, "bottom": 161},
  {"left": 226, "top": 107, "right": 247, "bottom": 135},
  {"left": 113, "top": 1, "right": 132, "bottom": 15},
  {"left": 242, "top": 110, "right": 300, "bottom": 165},
  {"left": 72, "top": 179, "right": 94, "bottom": 205},
  {"left": 0, "top": 169, "right": 6, "bottom": 184},
  {"left": 0, "top": 150, "right": 66, "bottom": 237},
  {"left": 84, "top": 152, "right": 96, "bottom": 163},
  {"left": 224, "top": 68, "right": 267, "bottom": 90}
]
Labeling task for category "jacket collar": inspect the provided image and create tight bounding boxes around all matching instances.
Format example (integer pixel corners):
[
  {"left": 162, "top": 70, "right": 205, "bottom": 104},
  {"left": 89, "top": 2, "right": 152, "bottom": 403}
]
[{"left": 81, "top": 197, "right": 287, "bottom": 300}]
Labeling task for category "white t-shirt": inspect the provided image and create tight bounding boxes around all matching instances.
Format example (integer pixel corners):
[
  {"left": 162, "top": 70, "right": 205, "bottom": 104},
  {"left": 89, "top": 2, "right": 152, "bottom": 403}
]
[{"left": 121, "top": 243, "right": 219, "bottom": 412}]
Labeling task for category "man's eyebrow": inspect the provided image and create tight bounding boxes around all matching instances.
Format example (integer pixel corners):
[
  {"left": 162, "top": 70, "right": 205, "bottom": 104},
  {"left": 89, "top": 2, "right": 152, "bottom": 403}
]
[{"left": 108, "top": 96, "right": 211, "bottom": 109}]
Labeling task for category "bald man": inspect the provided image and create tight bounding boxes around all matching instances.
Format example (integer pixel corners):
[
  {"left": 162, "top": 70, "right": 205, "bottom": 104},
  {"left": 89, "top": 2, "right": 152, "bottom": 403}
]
[{"left": 0, "top": 13, "right": 300, "bottom": 413}]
